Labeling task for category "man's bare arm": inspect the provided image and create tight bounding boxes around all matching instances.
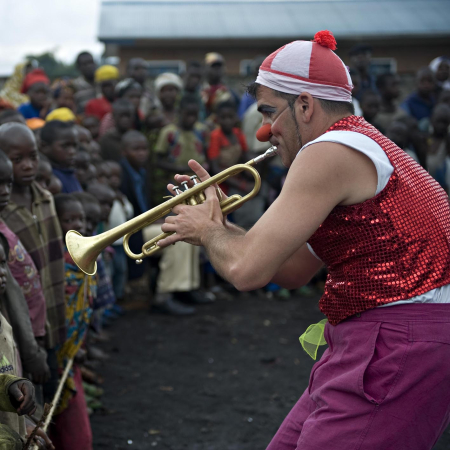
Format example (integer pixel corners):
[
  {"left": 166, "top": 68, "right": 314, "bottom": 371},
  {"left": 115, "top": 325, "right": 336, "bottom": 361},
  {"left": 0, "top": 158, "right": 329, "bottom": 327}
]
[{"left": 159, "top": 142, "right": 377, "bottom": 291}]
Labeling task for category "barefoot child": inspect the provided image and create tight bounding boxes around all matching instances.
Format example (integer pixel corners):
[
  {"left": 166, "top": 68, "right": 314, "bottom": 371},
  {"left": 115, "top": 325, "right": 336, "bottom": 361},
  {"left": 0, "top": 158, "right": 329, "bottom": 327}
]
[{"left": 0, "top": 123, "right": 66, "bottom": 403}]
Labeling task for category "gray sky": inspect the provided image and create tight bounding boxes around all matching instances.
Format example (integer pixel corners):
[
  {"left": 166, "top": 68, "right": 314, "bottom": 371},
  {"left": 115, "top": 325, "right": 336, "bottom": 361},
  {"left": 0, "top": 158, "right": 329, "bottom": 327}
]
[{"left": 0, "top": 0, "right": 104, "bottom": 75}]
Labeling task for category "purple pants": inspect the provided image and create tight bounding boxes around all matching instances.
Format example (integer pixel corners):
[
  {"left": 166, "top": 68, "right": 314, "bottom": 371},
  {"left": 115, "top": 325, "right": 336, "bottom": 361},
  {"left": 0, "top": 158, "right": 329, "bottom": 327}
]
[{"left": 267, "top": 304, "right": 450, "bottom": 450}]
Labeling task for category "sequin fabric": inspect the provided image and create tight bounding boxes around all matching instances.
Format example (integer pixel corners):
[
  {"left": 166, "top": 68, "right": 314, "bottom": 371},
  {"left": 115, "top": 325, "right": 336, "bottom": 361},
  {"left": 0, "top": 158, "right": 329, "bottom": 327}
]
[{"left": 308, "top": 116, "right": 450, "bottom": 325}]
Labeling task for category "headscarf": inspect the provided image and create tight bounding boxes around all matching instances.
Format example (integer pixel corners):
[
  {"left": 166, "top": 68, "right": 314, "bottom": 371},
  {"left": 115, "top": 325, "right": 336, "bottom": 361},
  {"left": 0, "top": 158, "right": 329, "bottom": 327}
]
[
  {"left": 0, "top": 62, "right": 29, "bottom": 107},
  {"left": 45, "top": 107, "right": 76, "bottom": 122},
  {"left": 255, "top": 30, "right": 353, "bottom": 103},
  {"left": 115, "top": 78, "right": 142, "bottom": 98},
  {"left": 154, "top": 72, "right": 183, "bottom": 95},
  {"left": 429, "top": 56, "right": 450, "bottom": 90},
  {"left": 20, "top": 68, "right": 50, "bottom": 94}
]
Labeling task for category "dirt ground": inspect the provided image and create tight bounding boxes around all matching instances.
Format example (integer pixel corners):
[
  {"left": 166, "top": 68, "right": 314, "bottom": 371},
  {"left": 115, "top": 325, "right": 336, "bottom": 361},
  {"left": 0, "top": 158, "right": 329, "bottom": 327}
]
[{"left": 90, "top": 292, "right": 450, "bottom": 450}]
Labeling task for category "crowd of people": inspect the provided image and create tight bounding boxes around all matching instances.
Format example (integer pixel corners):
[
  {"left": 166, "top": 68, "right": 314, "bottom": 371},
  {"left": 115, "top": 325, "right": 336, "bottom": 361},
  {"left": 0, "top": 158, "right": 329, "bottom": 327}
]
[{"left": 0, "top": 43, "right": 448, "bottom": 448}]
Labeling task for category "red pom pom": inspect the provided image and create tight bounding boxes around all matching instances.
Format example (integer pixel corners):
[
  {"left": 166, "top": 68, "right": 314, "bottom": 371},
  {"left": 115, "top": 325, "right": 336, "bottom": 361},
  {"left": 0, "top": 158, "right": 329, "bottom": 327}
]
[{"left": 313, "top": 30, "right": 337, "bottom": 51}]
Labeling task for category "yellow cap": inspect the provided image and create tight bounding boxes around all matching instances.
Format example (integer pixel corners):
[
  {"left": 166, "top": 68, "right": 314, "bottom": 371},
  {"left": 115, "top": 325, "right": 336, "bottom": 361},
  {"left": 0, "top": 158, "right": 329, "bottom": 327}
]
[
  {"left": 45, "top": 107, "right": 76, "bottom": 122},
  {"left": 95, "top": 65, "right": 120, "bottom": 83}
]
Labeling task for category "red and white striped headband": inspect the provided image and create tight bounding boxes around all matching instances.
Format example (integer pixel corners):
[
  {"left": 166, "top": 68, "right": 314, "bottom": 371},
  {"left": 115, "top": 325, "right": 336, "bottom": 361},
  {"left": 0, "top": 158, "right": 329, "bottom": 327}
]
[{"left": 256, "top": 31, "right": 353, "bottom": 103}]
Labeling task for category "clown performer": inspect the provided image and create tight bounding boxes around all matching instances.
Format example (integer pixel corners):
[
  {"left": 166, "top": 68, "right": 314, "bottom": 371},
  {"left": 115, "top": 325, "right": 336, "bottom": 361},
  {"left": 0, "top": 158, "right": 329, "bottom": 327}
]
[{"left": 157, "top": 31, "right": 450, "bottom": 449}]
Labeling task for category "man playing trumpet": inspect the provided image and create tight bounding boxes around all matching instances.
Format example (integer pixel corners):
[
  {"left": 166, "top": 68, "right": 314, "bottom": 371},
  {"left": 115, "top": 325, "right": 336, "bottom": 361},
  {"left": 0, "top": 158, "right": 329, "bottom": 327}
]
[{"left": 157, "top": 31, "right": 450, "bottom": 449}]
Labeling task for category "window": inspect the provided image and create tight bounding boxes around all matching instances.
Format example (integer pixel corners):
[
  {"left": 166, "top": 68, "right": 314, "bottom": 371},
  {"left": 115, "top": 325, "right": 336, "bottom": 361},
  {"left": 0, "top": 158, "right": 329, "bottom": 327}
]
[
  {"left": 147, "top": 60, "right": 186, "bottom": 77},
  {"left": 371, "top": 58, "right": 397, "bottom": 76},
  {"left": 240, "top": 59, "right": 254, "bottom": 77}
]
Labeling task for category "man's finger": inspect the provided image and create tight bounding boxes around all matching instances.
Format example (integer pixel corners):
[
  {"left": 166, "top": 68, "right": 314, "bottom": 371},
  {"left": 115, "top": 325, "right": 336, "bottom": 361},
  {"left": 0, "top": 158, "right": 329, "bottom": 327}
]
[
  {"left": 172, "top": 204, "right": 189, "bottom": 215},
  {"left": 164, "top": 216, "right": 176, "bottom": 224},
  {"left": 157, "top": 233, "right": 183, "bottom": 248},
  {"left": 204, "top": 185, "right": 220, "bottom": 201},
  {"left": 161, "top": 223, "right": 177, "bottom": 233},
  {"left": 174, "top": 174, "right": 192, "bottom": 186},
  {"left": 188, "top": 160, "right": 211, "bottom": 181}
]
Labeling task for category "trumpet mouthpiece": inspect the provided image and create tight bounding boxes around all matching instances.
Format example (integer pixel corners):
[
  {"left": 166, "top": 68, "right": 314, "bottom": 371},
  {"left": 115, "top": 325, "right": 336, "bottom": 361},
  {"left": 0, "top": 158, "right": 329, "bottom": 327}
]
[{"left": 251, "top": 146, "right": 278, "bottom": 165}]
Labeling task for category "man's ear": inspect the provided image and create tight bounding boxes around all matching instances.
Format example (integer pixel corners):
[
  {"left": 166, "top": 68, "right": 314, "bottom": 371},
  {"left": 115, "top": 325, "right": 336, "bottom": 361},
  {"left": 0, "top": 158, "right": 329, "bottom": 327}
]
[{"left": 295, "top": 92, "right": 314, "bottom": 123}]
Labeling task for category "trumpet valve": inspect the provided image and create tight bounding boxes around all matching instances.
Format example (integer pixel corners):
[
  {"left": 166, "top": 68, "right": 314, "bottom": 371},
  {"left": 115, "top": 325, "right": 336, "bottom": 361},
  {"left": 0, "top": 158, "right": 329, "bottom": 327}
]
[{"left": 190, "top": 176, "right": 206, "bottom": 203}]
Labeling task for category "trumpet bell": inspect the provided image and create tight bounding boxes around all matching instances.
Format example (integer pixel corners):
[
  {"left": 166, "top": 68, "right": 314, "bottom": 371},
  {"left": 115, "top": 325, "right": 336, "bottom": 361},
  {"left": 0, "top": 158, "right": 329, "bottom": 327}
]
[{"left": 66, "top": 230, "right": 97, "bottom": 276}]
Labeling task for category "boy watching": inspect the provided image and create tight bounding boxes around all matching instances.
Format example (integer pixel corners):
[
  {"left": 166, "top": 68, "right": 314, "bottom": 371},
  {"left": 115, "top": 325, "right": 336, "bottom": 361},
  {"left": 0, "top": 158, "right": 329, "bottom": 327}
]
[
  {"left": 84, "top": 65, "right": 119, "bottom": 121},
  {"left": 375, "top": 73, "right": 407, "bottom": 131},
  {"left": 0, "top": 150, "right": 49, "bottom": 385},
  {"left": 359, "top": 90, "right": 383, "bottom": 132},
  {"left": 401, "top": 67, "right": 436, "bottom": 121},
  {"left": 99, "top": 99, "right": 135, "bottom": 162},
  {"left": 40, "top": 120, "right": 82, "bottom": 193},
  {"left": 0, "top": 123, "right": 66, "bottom": 400},
  {"left": 103, "top": 162, "right": 133, "bottom": 301},
  {"left": 154, "top": 95, "right": 208, "bottom": 204},
  {"left": 118, "top": 131, "right": 149, "bottom": 281},
  {"left": 51, "top": 194, "right": 93, "bottom": 450},
  {"left": 17, "top": 69, "right": 51, "bottom": 120}
]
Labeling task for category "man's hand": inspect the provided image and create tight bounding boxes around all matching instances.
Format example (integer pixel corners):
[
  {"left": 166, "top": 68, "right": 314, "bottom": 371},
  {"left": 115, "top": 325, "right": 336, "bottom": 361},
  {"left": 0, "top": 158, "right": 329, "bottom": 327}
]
[
  {"left": 159, "top": 159, "right": 230, "bottom": 248},
  {"left": 8, "top": 379, "right": 36, "bottom": 416},
  {"left": 159, "top": 183, "right": 224, "bottom": 247}
]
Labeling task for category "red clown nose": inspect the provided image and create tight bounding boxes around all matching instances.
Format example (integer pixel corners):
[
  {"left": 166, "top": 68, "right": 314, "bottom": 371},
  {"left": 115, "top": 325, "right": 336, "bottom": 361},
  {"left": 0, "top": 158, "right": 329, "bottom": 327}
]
[{"left": 256, "top": 124, "right": 272, "bottom": 142}]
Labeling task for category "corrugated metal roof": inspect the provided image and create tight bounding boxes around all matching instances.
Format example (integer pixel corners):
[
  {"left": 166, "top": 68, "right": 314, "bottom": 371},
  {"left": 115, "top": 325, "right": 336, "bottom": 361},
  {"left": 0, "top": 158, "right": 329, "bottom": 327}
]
[{"left": 98, "top": 0, "right": 450, "bottom": 41}]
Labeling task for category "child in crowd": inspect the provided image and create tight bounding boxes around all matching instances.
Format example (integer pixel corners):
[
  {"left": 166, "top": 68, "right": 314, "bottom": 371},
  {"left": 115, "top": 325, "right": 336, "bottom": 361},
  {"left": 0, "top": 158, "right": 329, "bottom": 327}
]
[
  {"left": 0, "top": 110, "right": 26, "bottom": 126},
  {"left": 72, "top": 192, "right": 101, "bottom": 238},
  {"left": 154, "top": 95, "right": 208, "bottom": 204},
  {"left": 85, "top": 183, "right": 117, "bottom": 315},
  {"left": 401, "top": 67, "right": 436, "bottom": 122},
  {"left": 52, "top": 81, "right": 76, "bottom": 113},
  {"left": 0, "top": 235, "right": 54, "bottom": 449},
  {"left": 0, "top": 123, "right": 66, "bottom": 403},
  {"left": 155, "top": 73, "right": 183, "bottom": 125},
  {"left": 35, "top": 155, "right": 64, "bottom": 197},
  {"left": 208, "top": 101, "right": 247, "bottom": 178},
  {"left": 118, "top": 131, "right": 150, "bottom": 281},
  {"left": 103, "top": 161, "right": 133, "bottom": 301},
  {"left": 99, "top": 78, "right": 143, "bottom": 137},
  {"left": 84, "top": 65, "right": 119, "bottom": 121},
  {"left": 426, "top": 104, "right": 450, "bottom": 179},
  {"left": 208, "top": 101, "right": 255, "bottom": 228},
  {"left": 359, "top": 90, "right": 383, "bottom": 132},
  {"left": 74, "top": 149, "right": 95, "bottom": 190},
  {"left": 375, "top": 73, "right": 407, "bottom": 131},
  {"left": 81, "top": 115, "right": 100, "bottom": 141},
  {"left": 76, "top": 186, "right": 117, "bottom": 335},
  {"left": 0, "top": 150, "right": 49, "bottom": 386},
  {"left": 40, "top": 120, "right": 81, "bottom": 193},
  {"left": 51, "top": 193, "right": 93, "bottom": 450},
  {"left": 35, "top": 155, "right": 53, "bottom": 192},
  {"left": 99, "top": 99, "right": 135, "bottom": 162},
  {"left": 17, "top": 69, "right": 51, "bottom": 119},
  {"left": 385, "top": 121, "right": 419, "bottom": 162}
]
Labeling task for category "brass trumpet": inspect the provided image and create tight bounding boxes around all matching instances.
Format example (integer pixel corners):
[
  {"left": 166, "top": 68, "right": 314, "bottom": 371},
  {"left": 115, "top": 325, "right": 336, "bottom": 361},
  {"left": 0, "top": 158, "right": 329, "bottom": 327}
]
[{"left": 66, "top": 146, "right": 278, "bottom": 275}]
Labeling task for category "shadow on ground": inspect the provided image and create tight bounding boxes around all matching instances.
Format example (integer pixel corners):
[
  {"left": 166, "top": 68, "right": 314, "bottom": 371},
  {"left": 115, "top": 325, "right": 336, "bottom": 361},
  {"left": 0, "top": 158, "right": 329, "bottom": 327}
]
[{"left": 90, "top": 292, "right": 450, "bottom": 450}]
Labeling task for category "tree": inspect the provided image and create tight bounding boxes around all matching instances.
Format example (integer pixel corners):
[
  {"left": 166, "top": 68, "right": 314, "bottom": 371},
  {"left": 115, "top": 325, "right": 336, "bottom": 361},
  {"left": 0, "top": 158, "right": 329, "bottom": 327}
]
[{"left": 25, "top": 51, "right": 78, "bottom": 80}]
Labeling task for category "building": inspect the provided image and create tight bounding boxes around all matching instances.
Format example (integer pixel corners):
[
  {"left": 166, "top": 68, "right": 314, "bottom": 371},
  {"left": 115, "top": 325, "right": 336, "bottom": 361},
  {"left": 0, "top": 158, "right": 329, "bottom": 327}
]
[{"left": 99, "top": 0, "right": 450, "bottom": 76}]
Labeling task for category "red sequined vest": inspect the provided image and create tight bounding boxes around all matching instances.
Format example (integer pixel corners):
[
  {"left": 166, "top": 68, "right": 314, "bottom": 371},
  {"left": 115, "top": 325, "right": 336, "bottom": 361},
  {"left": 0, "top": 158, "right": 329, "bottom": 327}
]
[{"left": 308, "top": 116, "right": 450, "bottom": 325}]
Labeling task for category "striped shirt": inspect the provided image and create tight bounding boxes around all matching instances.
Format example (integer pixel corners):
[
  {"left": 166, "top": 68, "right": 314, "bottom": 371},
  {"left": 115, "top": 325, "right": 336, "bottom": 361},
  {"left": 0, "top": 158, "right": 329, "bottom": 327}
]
[{"left": 0, "top": 182, "right": 66, "bottom": 348}]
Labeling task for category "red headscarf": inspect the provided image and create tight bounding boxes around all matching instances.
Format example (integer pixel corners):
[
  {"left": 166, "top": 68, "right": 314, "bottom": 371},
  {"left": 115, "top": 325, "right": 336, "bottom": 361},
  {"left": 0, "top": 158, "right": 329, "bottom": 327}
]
[{"left": 21, "top": 69, "right": 50, "bottom": 94}]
